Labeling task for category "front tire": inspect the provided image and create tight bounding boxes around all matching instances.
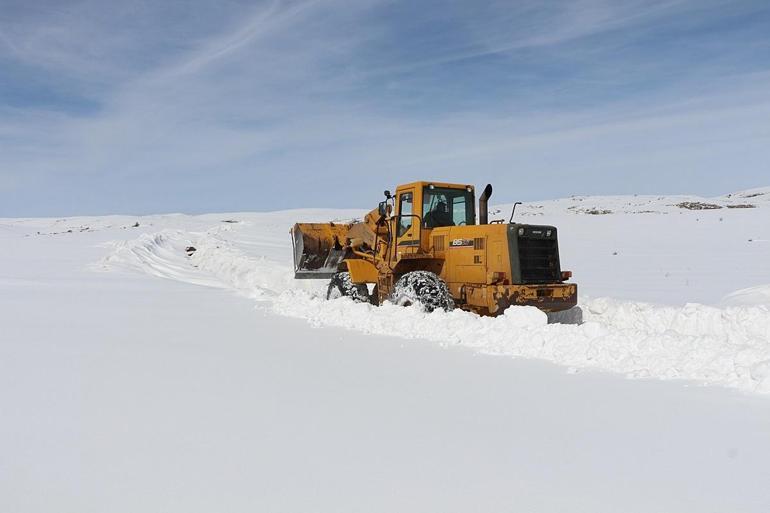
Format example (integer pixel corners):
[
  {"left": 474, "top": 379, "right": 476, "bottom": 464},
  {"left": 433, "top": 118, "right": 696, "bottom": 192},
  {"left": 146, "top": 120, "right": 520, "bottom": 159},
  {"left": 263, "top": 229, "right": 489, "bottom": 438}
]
[
  {"left": 327, "top": 272, "right": 370, "bottom": 303},
  {"left": 391, "top": 271, "right": 454, "bottom": 312}
]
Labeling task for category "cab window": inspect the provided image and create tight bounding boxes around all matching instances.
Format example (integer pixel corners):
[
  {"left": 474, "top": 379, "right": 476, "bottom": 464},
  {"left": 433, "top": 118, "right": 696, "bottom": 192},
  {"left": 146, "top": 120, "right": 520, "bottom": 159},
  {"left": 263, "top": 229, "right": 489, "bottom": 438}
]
[
  {"left": 423, "top": 187, "right": 474, "bottom": 228},
  {"left": 398, "top": 192, "right": 413, "bottom": 236}
]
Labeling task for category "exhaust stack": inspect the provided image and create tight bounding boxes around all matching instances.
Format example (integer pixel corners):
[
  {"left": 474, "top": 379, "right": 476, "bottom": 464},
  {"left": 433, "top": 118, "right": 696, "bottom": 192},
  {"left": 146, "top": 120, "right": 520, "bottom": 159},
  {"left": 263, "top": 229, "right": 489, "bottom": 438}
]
[{"left": 479, "top": 184, "right": 493, "bottom": 225}]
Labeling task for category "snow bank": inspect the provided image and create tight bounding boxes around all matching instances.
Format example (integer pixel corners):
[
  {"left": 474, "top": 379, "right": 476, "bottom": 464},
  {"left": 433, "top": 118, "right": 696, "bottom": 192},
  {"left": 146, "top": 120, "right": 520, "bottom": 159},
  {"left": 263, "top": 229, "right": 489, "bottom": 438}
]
[
  {"left": 271, "top": 292, "right": 770, "bottom": 393},
  {"left": 101, "top": 225, "right": 770, "bottom": 394},
  {"left": 100, "top": 226, "right": 316, "bottom": 299}
]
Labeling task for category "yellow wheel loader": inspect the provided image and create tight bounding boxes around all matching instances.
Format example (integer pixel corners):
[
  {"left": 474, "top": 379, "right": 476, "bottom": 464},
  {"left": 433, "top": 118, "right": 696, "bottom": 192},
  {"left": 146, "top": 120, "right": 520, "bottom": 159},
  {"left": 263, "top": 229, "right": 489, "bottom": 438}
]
[{"left": 291, "top": 181, "right": 576, "bottom": 316}]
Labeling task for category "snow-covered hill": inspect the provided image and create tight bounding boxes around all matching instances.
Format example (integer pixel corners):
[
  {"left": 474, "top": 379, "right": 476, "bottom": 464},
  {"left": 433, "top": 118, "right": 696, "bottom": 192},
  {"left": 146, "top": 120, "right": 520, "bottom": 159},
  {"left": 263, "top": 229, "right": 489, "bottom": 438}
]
[
  {"left": 3, "top": 188, "right": 769, "bottom": 394},
  {"left": 3, "top": 188, "right": 770, "bottom": 512},
  {"left": 492, "top": 186, "right": 770, "bottom": 305}
]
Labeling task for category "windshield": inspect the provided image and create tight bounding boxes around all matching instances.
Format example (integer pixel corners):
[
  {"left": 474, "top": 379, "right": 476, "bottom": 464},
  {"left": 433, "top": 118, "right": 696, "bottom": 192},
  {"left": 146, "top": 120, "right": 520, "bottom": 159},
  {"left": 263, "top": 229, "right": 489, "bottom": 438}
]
[{"left": 422, "top": 187, "right": 475, "bottom": 228}]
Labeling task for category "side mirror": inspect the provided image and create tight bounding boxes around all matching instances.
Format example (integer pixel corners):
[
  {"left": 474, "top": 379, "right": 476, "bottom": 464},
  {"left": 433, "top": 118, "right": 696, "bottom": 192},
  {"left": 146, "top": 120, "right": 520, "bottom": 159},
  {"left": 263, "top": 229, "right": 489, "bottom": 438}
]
[{"left": 378, "top": 201, "right": 388, "bottom": 216}]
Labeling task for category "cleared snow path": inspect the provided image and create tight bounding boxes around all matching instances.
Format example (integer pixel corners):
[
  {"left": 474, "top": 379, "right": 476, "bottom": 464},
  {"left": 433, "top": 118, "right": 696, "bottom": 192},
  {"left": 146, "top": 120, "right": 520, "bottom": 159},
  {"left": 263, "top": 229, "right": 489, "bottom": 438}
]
[{"left": 100, "top": 220, "right": 770, "bottom": 395}]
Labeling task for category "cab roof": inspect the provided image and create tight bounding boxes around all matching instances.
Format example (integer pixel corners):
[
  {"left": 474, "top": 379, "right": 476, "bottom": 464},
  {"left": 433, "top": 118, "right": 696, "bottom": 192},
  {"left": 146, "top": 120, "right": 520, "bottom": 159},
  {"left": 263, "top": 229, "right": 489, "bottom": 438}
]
[{"left": 396, "top": 181, "right": 474, "bottom": 190}]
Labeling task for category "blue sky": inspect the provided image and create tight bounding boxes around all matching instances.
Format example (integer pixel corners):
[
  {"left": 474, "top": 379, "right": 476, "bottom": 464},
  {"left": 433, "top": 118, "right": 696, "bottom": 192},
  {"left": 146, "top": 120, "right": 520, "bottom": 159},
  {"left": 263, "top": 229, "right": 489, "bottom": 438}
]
[{"left": 1, "top": 0, "right": 770, "bottom": 216}]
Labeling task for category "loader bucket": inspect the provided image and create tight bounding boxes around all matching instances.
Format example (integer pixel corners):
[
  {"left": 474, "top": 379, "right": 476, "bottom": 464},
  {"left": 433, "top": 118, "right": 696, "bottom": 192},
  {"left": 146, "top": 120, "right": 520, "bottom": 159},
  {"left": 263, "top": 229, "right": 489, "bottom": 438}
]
[{"left": 291, "top": 222, "right": 352, "bottom": 279}]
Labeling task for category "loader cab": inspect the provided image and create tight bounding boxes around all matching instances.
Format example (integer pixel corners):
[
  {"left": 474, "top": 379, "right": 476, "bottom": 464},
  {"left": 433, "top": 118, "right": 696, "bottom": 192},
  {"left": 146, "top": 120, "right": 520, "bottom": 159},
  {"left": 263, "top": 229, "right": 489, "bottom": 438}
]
[
  {"left": 392, "top": 182, "right": 475, "bottom": 254},
  {"left": 422, "top": 185, "right": 475, "bottom": 228}
]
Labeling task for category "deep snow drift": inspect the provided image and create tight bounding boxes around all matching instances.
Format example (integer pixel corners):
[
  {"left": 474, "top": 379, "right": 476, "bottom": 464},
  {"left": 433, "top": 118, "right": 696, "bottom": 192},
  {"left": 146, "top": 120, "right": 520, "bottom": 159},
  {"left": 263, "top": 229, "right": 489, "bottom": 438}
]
[{"left": 75, "top": 187, "right": 770, "bottom": 394}]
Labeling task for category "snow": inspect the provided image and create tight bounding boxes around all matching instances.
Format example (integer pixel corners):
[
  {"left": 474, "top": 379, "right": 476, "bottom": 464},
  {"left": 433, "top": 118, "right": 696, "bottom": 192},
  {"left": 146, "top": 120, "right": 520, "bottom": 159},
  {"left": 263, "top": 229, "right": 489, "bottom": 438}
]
[
  {"left": 723, "top": 283, "right": 770, "bottom": 306},
  {"left": 3, "top": 188, "right": 770, "bottom": 511},
  {"left": 268, "top": 295, "right": 770, "bottom": 392},
  {"left": 497, "top": 187, "right": 770, "bottom": 304},
  {"left": 80, "top": 190, "right": 770, "bottom": 394}
]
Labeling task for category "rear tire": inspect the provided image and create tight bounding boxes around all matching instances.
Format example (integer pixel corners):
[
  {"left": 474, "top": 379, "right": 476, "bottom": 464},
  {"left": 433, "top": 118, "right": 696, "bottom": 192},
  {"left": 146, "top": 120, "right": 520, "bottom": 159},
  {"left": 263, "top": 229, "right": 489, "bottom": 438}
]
[
  {"left": 327, "top": 272, "right": 370, "bottom": 303},
  {"left": 391, "top": 271, "right": 454, "bottom": 312}
]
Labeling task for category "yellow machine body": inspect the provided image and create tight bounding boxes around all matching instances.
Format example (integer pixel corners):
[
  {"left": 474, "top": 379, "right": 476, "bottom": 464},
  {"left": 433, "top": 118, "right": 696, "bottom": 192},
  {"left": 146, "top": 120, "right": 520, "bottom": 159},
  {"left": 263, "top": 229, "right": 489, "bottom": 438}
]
[{"left": 291, "top": 181, "right": 577, "bottom": 316}]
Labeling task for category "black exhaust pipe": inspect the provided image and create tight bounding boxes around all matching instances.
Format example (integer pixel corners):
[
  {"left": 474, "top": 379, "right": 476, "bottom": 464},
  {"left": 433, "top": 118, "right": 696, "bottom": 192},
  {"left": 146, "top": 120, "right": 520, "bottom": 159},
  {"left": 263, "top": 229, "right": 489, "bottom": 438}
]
[{"left": 479, "top": 184, "right": 493, "bottom": 225}]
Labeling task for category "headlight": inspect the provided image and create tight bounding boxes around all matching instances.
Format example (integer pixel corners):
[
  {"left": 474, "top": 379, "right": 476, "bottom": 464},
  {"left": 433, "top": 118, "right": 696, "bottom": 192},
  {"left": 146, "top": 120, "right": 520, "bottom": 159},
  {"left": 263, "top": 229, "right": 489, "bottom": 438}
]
[
  {"left": 518, "top": 227, "right": 525, "bottom": 236},
  {"left": 546, "top": 229, "right": 552, "bottom": 237}
]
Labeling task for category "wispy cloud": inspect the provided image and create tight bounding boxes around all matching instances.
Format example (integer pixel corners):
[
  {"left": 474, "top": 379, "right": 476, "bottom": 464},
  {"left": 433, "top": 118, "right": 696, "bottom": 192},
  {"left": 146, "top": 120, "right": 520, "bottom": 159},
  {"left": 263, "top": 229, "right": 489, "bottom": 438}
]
[{"left": 1, "top": 0, "right": 769, "bottom": 216}]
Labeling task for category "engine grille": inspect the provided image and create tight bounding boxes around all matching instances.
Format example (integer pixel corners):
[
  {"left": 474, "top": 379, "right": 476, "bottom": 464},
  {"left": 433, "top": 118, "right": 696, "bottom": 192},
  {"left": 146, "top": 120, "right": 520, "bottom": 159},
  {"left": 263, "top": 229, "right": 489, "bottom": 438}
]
[{"left": 517, "top": 233, "right": 560, "bottom": 284}]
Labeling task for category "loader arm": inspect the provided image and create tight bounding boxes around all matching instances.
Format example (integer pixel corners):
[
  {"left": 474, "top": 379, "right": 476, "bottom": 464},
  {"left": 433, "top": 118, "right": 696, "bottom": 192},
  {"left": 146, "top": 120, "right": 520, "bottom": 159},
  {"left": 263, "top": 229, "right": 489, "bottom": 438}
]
[{"left": 290, "top": 207, "right": 385, "bottom": 279}]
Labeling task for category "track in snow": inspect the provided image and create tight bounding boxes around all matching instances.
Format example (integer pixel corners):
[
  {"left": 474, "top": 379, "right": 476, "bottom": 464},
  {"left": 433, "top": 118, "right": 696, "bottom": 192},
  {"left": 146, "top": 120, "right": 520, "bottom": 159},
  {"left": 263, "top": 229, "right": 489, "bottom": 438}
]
[{"left": 100, "top": 225, "right": 770, "bottom": 395}]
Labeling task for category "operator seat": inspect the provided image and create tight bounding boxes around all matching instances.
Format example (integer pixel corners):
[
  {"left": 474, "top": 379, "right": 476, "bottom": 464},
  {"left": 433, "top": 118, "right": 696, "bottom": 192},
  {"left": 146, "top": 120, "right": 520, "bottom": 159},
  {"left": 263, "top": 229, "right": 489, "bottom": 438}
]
[{"left": 424, "top": 201, "right": 454, "bottom": 228}]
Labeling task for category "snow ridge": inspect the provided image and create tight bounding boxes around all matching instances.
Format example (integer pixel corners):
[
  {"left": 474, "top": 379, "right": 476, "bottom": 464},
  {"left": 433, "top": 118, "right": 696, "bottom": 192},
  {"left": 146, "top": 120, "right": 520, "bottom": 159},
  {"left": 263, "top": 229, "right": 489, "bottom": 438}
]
[{"left": 101, "top": 226, "right": 770, "bottom": 394}]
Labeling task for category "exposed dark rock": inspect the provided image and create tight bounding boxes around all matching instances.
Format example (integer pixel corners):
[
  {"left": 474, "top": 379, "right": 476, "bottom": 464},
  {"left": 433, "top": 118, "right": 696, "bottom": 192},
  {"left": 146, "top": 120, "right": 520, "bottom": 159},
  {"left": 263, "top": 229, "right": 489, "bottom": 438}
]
[{"left": 675, "top": 202, "right": 722, "bottom": 210}]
